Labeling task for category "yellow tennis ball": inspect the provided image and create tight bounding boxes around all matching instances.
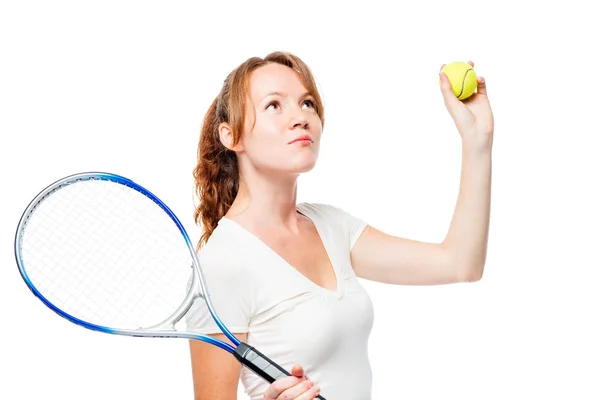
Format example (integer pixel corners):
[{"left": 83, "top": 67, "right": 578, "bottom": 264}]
[{"left": 441, "top": 62, "right": 478, "bottom": 100}]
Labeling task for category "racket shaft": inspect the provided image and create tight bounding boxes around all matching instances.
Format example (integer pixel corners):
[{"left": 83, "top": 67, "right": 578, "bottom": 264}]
[{"left": 234, "top": 343, "right": 326, "bottom": 399}]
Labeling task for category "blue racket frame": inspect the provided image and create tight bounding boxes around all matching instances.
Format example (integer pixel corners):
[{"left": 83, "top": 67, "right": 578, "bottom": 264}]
[
  {"left": 14, "top": 172, "right": 239, "bottom": 353},
  {"left": 14, "top": 172, "right": 327, "bottom": 398}
]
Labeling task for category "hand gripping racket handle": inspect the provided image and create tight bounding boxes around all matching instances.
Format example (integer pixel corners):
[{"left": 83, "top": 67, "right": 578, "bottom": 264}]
[{"left": 234, "top": 343, "right": 326, "bottom": 400}]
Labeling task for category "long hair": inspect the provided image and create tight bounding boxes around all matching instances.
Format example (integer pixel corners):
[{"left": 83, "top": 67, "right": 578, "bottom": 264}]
[{"left": 193, "top": 51, "right": 325, "bottom": 248}]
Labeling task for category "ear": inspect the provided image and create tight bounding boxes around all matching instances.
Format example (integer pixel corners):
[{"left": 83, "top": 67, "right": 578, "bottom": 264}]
[{"left": 218, "top": 122, "right": 243, "bottom": 152}]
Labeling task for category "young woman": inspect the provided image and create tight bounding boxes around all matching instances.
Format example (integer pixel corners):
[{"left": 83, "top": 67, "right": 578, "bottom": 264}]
[{"left": 186, "top": 51, "right": 494, "bottom": 400}]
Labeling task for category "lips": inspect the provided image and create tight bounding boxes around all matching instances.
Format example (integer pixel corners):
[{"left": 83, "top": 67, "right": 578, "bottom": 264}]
[{"left": 289, "top": 134, "right": 313, "bottom": 144}]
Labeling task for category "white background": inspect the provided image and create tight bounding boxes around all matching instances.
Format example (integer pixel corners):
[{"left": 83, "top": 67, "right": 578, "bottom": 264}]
[{"left": 1, "top": 1, "right": 599, "bottom": 399}]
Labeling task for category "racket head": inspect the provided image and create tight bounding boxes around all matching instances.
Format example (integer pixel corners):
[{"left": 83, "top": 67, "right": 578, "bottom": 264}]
[
  {"left": 14, "top": 172, "right": 325, "bottom": 396},
  {"left": 14, "top": 172, "right": 237, "bottom": 351}
]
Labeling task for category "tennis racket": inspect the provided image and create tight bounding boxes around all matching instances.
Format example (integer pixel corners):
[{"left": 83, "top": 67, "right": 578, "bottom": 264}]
[{"left": 14, "top": 172, "right": 326, "bottom": 399}]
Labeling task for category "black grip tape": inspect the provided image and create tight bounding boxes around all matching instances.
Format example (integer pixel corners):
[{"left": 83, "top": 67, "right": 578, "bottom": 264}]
[{"left": 234, "top": 342, "right": 326, "bottom": 400}]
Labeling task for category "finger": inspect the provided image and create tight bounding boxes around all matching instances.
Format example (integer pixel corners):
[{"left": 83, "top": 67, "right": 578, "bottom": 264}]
[
  {"left": 477, "top": 76, "right": 487, "bottom": 96},
  {"left": 439, "top": 63, "right": 446, "bottom": 72},
  {"left": 263, "top": 374, "right": 305, "bottom": 399},
  {"left": 297, "top": 385, "right": 321, "bottom": 400},
  {"left": 467, "top": 60, "right": 474, "bottom": 67},
  {"left": 439, "top": 71, "right": 459, "bottom": 113},
  {"left": 277, "top": 379, "right": 315, "bottom": 400}
]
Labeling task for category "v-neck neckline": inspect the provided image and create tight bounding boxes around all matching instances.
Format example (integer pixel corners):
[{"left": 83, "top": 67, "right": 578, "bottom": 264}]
[{"left": 220, "top": 204, "right": 344, "bottom": 299}]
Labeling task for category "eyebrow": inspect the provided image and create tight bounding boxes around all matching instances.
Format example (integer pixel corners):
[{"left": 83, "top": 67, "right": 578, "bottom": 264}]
[{"left": 261, "top": 91, "right": 312, "bottom": 101}]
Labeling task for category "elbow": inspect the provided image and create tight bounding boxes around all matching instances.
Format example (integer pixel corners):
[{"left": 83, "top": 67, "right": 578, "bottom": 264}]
[
  {"left": 464, "top": 267, "right": 484, "bottom": 282},
  {"left": 448, "top": 245, "right": 486, "bottom": 283},
  {"left": 443, "top": 244, "right": 486, "bottom": 283},
  {"left": 457, "top": 261, "right": 485, "bottom": 282}
]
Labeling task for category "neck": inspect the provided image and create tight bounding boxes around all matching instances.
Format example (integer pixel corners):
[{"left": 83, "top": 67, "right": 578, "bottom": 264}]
[{"left": 226, "top": 166, "right": 302, "bottom": 232}]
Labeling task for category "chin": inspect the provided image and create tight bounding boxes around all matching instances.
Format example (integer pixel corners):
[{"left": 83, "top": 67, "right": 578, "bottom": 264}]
[
  {"left": 295, "top": 164, "right": 316, "bottom": 174},
  {"left": 292, "top": 155, "right": 318, "bottom": 173}
]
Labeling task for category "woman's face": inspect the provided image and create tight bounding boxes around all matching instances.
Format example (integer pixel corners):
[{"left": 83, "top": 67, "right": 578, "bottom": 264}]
[{"left": 236, "top": 62, "right": 323, "bottom": 176}]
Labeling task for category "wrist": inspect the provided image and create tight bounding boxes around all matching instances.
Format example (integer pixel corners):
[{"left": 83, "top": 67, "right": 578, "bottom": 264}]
[{"left": 462, "top": 135, "right": 493, "bottom": 156}]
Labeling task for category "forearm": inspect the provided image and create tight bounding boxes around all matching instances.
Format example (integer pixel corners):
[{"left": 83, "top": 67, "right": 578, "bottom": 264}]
[{"left": 443, "top": 144, "right": 492, "bottom": 281}]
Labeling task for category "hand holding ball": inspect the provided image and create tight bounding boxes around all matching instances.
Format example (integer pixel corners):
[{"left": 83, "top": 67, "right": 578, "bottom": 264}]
[{"left": 440, "top": 62, "right": 478, "bottom": 100}]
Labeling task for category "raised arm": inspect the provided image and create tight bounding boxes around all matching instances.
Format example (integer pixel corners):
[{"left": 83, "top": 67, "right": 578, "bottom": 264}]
[{"left": 350, "top": 61, "right": 494, "bottom": 286}]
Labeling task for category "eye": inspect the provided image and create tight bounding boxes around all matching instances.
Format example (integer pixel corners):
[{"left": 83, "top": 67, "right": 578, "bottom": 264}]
[
  {"left": 266, "top": 101, "right": 280, "bottom": 110},
  {"left": 302, "top": 99, "right": 315, "bottom": 109}
]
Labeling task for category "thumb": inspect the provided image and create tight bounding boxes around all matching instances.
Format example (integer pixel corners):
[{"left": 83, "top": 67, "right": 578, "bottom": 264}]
[
  {"left": 291, "top": 364, "right": 305, "bottom": 378},
  {"left": 439, "top": 71, "right": 459, "bottom": 114}
]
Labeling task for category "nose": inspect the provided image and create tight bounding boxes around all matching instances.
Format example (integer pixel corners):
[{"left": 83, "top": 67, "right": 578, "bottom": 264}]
[
  {"left": 290, "top": 106, "right": 309, "bottom": 130},
  {"left": 291, "top": 119, "right": 308, "bottom": 130}
]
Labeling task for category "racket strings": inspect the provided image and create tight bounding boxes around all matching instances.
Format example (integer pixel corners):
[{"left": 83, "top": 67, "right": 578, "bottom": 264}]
[{"left": 19, "top": 179, "right": 198, "bottom": 330}]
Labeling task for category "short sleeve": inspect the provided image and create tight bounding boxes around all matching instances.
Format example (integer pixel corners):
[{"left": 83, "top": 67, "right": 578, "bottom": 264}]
[
  {"left": 299, "top": 203, "right": 368, "bottom": 251},
  {"left": 328, "top": 205, "right": 368, "bottom": 250},
  {"left": 184, "top": 245, "right": 251, "bottom": 334}
]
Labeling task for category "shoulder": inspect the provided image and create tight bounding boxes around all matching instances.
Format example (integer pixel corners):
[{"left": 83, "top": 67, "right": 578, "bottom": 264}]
[
  {"left": 298, "top": 202, "right": 368, "bottom": 250},
  {"left": 298, "top": 202, "right": 365, "bottom": 225},
  {"left": 298, "top": 202, "right": 347, "bottom": 219},
  {"left": 196, "top": 219, "right": 251, "bottom": 278}
]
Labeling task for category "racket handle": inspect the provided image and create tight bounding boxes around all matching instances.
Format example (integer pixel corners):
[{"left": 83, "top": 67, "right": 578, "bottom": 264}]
[{"left": 234, "top": 342, "right": 326, "bottom": 400}]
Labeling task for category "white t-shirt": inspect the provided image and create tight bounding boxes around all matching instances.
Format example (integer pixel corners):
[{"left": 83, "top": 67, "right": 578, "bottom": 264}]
[{"left": 185, "top": 203, "right": 374, "bottom": 399}]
